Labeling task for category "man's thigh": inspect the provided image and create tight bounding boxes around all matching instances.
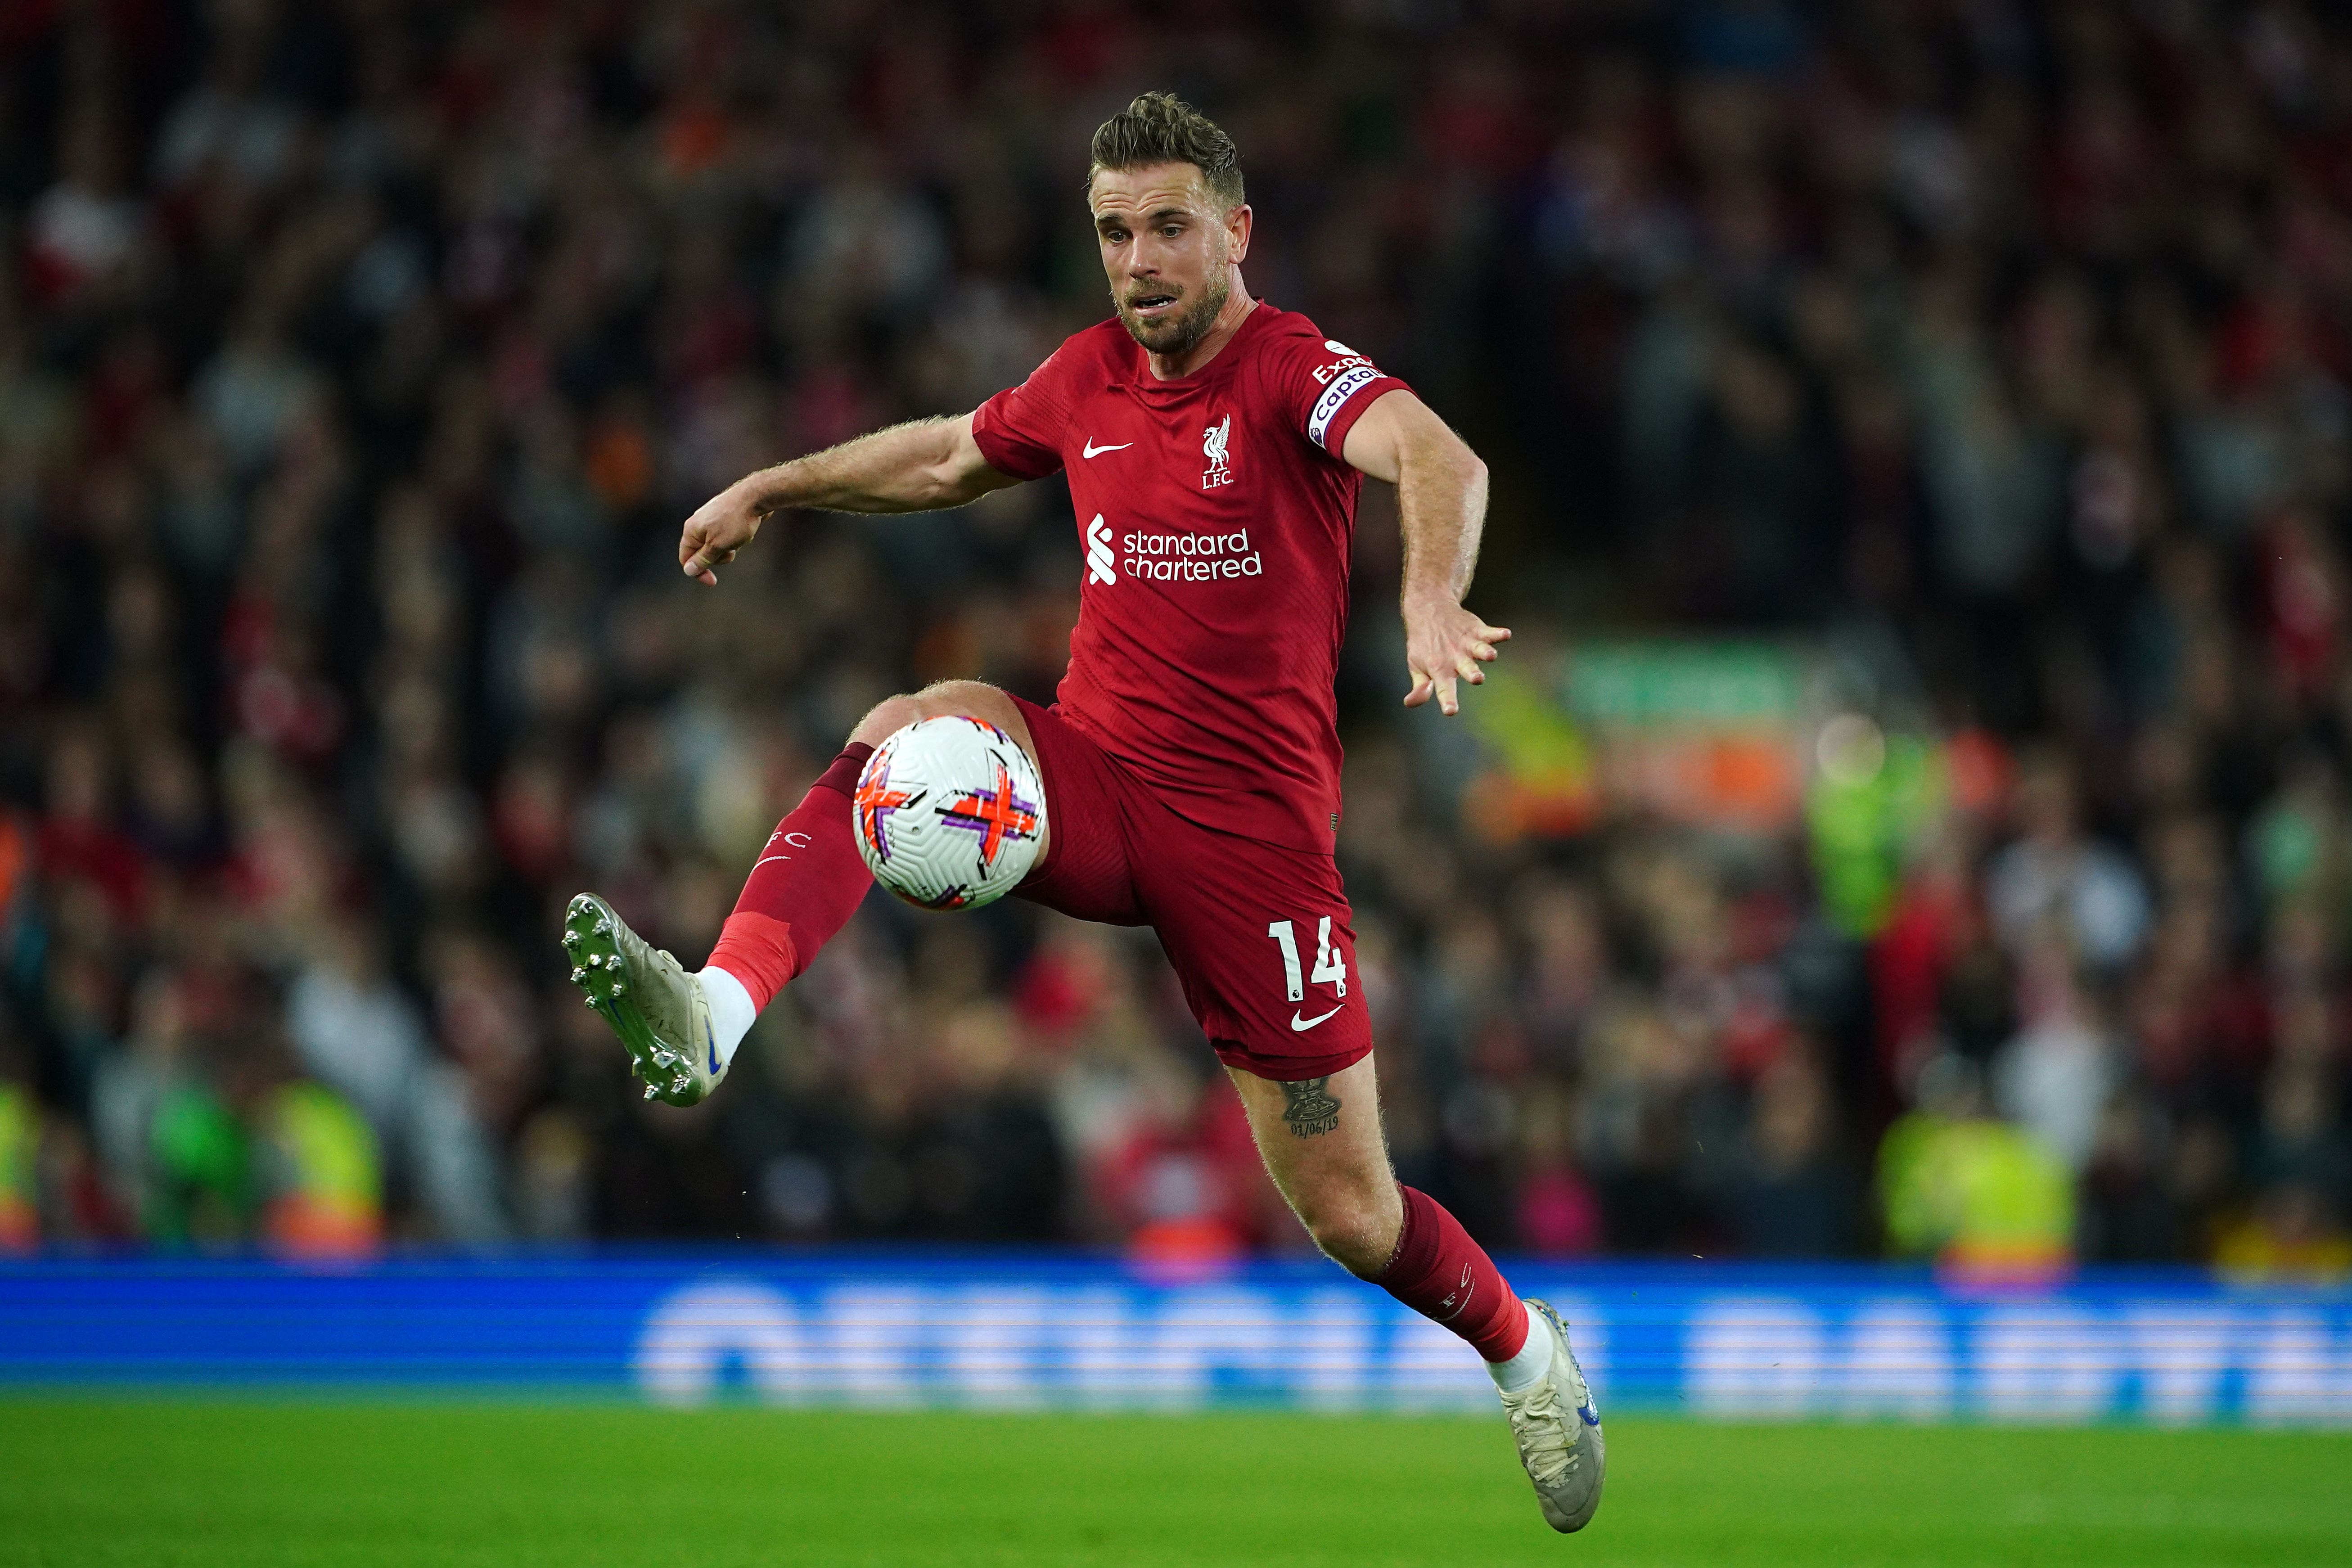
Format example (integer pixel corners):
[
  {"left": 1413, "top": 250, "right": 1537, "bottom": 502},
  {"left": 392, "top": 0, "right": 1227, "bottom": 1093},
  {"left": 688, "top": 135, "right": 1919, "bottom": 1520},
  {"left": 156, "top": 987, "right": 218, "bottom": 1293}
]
[
  {"left": 1139, "top": 822, "right": 1372, "bottom": 1082},
  {"left": 1002, "top": 695, "right": 1146, "bottom": 926}
]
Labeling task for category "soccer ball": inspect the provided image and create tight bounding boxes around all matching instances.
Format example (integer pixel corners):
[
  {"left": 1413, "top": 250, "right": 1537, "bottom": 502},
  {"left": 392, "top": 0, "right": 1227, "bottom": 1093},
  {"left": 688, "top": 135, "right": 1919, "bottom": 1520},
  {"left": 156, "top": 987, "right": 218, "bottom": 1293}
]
[{"left": 852, "top": 716, "right": 1047, "bottom": 910}]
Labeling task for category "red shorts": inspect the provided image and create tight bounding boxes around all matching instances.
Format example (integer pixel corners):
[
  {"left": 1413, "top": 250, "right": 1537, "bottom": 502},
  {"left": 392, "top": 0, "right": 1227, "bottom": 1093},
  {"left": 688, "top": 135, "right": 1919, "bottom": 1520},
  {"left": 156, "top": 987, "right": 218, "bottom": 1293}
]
[{"left": 1009, "top": 696, "right": 1370, "bottom": 1083}]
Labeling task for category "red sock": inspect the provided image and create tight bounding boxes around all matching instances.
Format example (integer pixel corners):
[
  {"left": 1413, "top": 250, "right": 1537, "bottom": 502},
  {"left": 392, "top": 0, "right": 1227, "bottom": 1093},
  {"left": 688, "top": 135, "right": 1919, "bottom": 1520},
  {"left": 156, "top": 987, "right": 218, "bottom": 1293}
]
[
  {"left": 1374, "top": 1185, "right": 1528, "bottom": 1361},
  {"left": 705, "top": 743, "right": 875, "bottom": 1009}
]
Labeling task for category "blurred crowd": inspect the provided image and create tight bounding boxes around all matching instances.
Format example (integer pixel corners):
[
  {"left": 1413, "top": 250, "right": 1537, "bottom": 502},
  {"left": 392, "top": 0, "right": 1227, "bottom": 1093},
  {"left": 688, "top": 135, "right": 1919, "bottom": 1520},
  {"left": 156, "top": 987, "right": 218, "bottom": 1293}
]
[{"left": 0, "top": 0, "right": 2347, "bottom": 1277}]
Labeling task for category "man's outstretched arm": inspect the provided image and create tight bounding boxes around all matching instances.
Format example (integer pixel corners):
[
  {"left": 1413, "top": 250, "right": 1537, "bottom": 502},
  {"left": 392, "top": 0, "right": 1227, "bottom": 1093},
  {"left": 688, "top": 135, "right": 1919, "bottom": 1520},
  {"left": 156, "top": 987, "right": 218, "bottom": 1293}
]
[
  {"left": 1339, "top": 389, "right": 1510, "bottom": 715},
  {"left": 680, "top": 413, "right": 1018, "bottom": 584}
]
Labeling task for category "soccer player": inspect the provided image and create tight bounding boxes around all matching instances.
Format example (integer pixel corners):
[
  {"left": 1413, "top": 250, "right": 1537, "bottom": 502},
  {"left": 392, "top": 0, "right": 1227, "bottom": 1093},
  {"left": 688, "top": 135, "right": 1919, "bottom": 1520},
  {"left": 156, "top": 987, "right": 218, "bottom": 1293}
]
[{"left": 564, "top": 92, "right": 1603, "bottom": 1532}]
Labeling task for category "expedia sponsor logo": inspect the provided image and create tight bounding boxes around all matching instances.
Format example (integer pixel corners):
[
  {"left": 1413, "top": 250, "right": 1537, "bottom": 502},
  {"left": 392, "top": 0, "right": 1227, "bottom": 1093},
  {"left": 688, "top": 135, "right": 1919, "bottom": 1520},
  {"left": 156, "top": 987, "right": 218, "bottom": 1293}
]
[
  {"left": 1121, "top": 527, "right": 1262, "bottom": 581},
  {"left": 1310, "top": 351, "right": 1374, "bottom": 386}
]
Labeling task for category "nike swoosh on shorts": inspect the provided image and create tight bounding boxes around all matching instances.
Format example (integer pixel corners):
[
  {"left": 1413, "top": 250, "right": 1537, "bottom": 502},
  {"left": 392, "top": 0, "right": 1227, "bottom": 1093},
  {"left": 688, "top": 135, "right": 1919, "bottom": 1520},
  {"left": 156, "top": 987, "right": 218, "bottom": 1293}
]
[
  {"left": 1081, "top": 439, "right": 1131, "bottom": 458},
  {"left": 1290, "top": 1005, "right": 1343, "bottom": 1032}
]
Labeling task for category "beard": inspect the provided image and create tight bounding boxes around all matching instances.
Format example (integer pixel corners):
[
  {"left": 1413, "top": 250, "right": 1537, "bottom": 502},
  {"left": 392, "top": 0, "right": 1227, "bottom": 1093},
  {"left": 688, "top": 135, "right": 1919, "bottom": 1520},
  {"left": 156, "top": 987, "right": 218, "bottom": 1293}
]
[{"left": 1115, "top": 268, "right": 1230, "bottom": 358}]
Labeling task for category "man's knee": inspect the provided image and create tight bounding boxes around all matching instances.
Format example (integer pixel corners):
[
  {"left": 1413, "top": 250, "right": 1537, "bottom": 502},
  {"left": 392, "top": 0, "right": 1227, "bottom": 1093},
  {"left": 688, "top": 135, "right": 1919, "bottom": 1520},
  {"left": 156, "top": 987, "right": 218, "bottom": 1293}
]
[
  {"left": 848, "top": 693, "right": 926, "bottom": 747},
  {"left": 848, "top": 680, "right": 1019, "bottom": 748},
  {"left": 1295, "top": 1187, "right": 1402, "bottom": 1278},
  {"left": 915, "top": 679, "right": 1003, "bottom": 715}
]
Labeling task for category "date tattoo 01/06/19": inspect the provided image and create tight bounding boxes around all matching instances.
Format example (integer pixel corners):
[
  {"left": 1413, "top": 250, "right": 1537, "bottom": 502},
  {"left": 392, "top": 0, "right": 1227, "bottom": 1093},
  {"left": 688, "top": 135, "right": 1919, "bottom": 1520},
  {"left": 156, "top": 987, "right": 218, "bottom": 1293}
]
[{"left": 1280, "top": 1076, "right": 1343, "bottom": 1137}]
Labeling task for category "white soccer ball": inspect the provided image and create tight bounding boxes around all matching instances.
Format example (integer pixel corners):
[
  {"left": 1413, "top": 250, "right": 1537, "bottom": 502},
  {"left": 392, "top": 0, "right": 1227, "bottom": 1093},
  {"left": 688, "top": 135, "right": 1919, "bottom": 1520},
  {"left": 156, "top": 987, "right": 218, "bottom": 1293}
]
[{"left": 852, "top": 716, "right": 1047, "bottom": 910}]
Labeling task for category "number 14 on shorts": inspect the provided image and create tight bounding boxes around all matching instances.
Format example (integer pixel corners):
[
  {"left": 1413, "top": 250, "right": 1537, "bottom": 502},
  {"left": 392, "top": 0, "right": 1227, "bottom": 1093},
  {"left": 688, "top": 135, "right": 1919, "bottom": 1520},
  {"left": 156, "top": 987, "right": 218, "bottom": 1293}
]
[{"left": 1266, "top": 918, "right": 1348, "bottom": 1001}]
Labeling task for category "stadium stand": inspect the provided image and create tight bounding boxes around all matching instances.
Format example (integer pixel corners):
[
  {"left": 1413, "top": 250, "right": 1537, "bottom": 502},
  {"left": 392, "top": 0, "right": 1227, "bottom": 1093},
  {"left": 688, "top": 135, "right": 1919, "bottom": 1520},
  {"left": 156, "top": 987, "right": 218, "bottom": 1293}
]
[{"left": 0, "top": 0, "right": 2346, "bottom": 1281}]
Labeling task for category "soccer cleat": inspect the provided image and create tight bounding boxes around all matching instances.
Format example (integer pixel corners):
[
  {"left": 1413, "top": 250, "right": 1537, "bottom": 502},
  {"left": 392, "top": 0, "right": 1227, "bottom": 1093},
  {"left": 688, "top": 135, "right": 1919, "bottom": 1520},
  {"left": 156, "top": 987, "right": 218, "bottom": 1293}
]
[
  {"left": 1498, "top": 1298, "right": 1606, "bottom": 1533},
  {"left": 562, "top": 892, "right": 727, "bottom": 1107}
]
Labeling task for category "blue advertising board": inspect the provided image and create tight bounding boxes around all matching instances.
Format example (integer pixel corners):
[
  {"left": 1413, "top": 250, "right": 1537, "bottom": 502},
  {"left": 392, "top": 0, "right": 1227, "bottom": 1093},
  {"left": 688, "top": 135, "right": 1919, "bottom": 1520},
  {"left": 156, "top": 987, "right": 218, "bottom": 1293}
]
[{"left": 1, "top": 1253, "right": 2346, "bottom": 1424}]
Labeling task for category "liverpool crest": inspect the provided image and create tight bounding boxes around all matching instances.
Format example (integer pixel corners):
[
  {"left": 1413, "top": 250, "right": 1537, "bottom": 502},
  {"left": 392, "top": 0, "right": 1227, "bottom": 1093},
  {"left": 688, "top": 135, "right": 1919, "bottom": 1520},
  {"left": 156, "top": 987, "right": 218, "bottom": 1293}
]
[{"left": 1201, "top": 414, "right": 1234, "bottom": 489}]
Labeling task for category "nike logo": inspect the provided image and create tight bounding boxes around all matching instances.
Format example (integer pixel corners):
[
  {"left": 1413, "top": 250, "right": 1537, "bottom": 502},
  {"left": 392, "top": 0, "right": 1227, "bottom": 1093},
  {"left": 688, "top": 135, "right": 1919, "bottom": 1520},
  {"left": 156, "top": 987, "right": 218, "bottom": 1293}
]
[
  {"left": 706, "top": 1021, "right": 720, "bottom": 1077},
  {"left": 1081, "top": 439, "right": 1132, "bottom": 458},
  {"left": 1290, "top": 1005, "right": 1343, "bottom": 1032}
]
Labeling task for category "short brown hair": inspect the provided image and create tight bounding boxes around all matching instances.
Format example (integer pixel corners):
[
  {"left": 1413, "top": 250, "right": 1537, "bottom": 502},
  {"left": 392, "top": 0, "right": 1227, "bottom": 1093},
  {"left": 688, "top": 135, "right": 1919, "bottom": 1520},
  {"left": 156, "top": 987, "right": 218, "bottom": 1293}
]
[{"left": 1088, "top": 92, "right": 1244, "bottom": 209}]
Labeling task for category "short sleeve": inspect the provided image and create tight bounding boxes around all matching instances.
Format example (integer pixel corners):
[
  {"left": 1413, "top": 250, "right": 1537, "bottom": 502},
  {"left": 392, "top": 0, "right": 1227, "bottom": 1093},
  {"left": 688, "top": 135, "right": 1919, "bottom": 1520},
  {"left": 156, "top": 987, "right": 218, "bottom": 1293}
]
[
  {"left": 1262, "top": 326, "right": 1411, "bottom": 459},
  {"left": 971, "top": 344, "right": 1077, "bottom": 480}
]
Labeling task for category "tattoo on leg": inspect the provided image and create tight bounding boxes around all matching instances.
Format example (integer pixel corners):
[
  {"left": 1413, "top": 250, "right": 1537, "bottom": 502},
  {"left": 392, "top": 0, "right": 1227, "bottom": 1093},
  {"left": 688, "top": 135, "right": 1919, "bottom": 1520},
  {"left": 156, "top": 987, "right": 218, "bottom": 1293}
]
[{"left": 1280, "top": 1076, "right": 1342, "bottom": 1138}]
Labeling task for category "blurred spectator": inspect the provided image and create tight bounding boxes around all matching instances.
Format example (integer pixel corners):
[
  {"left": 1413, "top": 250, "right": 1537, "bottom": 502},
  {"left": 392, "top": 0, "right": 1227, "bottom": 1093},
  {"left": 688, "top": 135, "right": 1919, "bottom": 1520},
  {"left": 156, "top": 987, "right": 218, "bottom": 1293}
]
[
  {"left": 0, "top": 1072, "right": 36, "bottom": 1252},
  {"left": 1879, "top": 1054, "right": 2074, "bottom": 1278},
  {"left": 1724, "top": 1051, "right": 1855, "bottom": 1257},
  {"left": 1983, "top": 756, "right": 2149, "bottom": 974},
  {"left": 286, "top": 921, "right": 508, "bottom": 1244}
]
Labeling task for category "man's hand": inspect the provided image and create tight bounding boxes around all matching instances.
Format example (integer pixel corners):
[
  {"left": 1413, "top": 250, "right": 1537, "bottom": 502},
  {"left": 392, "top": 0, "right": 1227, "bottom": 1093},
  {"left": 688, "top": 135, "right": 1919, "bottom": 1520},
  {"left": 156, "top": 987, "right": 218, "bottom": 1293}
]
[
  {"left": 1403, "top": 592, "right": 1509, "bottom": 716},
  {"left": 680, "top": 481, "right": 765, "bottom": 585}
]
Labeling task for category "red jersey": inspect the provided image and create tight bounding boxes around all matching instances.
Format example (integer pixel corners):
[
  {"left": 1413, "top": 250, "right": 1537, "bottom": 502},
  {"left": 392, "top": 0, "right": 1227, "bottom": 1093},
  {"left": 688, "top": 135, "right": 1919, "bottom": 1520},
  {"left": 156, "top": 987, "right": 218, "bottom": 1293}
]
[{"left": 971, "top": 302, "right": 1407, "bottom": 853}]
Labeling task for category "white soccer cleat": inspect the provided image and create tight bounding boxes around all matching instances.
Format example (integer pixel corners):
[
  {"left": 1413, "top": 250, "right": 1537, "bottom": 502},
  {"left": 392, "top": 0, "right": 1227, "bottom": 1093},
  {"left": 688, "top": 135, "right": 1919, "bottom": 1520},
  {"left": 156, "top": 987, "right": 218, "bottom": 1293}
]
[
  {"left": 562, "top": 892, "right": 726, "bottom": 1107},
  {"left": 1498, "top": 1298, "right": 1606, "bottom": 1533}
]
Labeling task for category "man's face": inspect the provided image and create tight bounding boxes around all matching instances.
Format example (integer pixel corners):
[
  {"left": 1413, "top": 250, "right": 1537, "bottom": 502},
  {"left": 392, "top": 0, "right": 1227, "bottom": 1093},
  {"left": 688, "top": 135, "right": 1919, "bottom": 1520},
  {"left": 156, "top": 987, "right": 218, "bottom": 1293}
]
[{"left": 1089, "top": 162, "right": 1250, "bottom": 357}]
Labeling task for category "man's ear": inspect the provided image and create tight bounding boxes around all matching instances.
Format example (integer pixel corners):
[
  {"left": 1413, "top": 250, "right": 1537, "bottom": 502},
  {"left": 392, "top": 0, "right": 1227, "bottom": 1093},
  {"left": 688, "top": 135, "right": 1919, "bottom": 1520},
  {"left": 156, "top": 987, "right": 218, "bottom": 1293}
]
[{"left": 1226, "top": 203, "right": 1253, "bottom": 266}]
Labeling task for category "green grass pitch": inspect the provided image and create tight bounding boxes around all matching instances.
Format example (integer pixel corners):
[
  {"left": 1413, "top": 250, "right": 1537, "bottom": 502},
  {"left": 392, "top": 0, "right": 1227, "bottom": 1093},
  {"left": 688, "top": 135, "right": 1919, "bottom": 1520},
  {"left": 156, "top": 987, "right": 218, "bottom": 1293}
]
[{"left": 2, "top": 1398, "right": 2347, "bottom": 1566}]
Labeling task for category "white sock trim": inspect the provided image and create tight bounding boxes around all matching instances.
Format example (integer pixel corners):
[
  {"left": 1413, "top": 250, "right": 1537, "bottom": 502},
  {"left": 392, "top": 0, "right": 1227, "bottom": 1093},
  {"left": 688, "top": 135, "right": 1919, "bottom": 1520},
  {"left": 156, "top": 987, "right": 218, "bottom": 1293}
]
[
  {"left": 1486, "top": 1302, "right": 1550, "bottom": 1394},
  {"left": 696, "top": 965, "right": 758, "bottom": 1070}
]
